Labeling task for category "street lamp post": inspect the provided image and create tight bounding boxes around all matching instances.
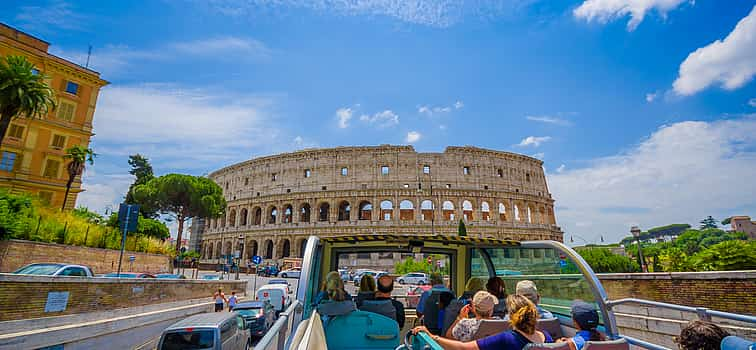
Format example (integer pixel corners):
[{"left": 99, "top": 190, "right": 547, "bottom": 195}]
[
  {"left": 631, "top": 226, "right": 647, "bottom": 273},
  {"left": 236, "top": 234, "right": 244, "bottom": 280}
]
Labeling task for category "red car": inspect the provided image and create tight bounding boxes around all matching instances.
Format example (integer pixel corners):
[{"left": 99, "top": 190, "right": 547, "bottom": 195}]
[{"left": 406, "top": 285, "right": 433, "bottom": 308}]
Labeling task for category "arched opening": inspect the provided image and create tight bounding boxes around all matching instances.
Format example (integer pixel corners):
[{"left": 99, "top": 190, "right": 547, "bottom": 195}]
[
  {"left": 280, "top": 239, "right": 291, "bottom": 258},
  {"left": 358, "top": 201, "right": 372, "bottom": 220},
  {"left": 247, "top": 241, "right": 258, "bottom": 259},
  {"left": 481, "top": 201, "right": 490, "bottom": 221},
  {"left": 253, "top": 207, "right": 262, "bottom": 225},
  {"left": 380, "top": 200, "right": 393, "bottom": 221},
  {"left": 498, "top": 203, "right": 507, "bottom": 221},
  {"left": 442, "top": 201, "right": 455, "bottom": 221},
  {"left": 527, "top": 206, "right": 533, "bottom": 223},
  {"left": 215, "top": 243, "right": 222, "bottom": 259},
  {"left": 338, "top": 201, "right": 351, "bottom": 221},
  {"left": 268, "top": 206, "right": 278, "bottom": 224},
  {"left": 300, "top": 203, "right": 311, "bottom": 222},
  {"left": 298, "top": 238, "right": 307, "bottom": 258},
  {"left": 207, "top": 242, "right": 214, "bottom": 259},
  {"left": 514, "top": 204, "right": 520, "bottom": 221},
  {"left": 421, "top": 200, "right": 434, "bottom": 221},
  {"left": 462, "top": 200, "right": 473, "bottom": 221},
  {"left": 264, "top": 240, "right": 273, "bottom": 259},
  {"left": 220, "top": 216, "right": 225, "bottom": 228},
  {"left": 224, "top": 241, "right": 232, "bottom": 256},
  {"left": 319, "top": 202, "right": 330, "bottom": 222},
  {"left": 240, "top": 208, "right": 248, "bottom": 226},
  {"left": 283, "top": 204, "right": 293, "bottom": 223},
  {"left": 399, "top": 200, "right": 414, "bottom": 221},
  {"left": 228, "top": 209, "right": 236, "bottom": 227}
]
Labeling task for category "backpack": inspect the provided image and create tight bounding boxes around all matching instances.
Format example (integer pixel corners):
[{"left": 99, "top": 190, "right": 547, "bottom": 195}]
[
  {"left": 360, "top": 299, "right": 397, "bottom": 322},
  {"left": 422, "top": 289, "right": 455, "bottom": 335},
  {"left": 442, "top": 297, "right": 470, "bottom": 334}
]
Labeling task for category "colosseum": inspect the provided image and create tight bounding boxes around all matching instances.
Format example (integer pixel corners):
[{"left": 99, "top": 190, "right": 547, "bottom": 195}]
[{"left": 199, "top": 145, "right": 562, "bottom": 264}]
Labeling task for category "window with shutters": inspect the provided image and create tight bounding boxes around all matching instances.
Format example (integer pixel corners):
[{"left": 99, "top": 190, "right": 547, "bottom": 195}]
[
  {"left": 51, "top": 134, "right": 66, "bottom": 149},
  {"left": 0, "top": 152, "right": 17, "bottom": 171},
  {"left": 7, "top": 124, "right": 24, "bottom": 139},
  {"left": 57, "top": 101, "right": 75, "bottom": 121},
  {"left": 43, "top": 159, "right": 60, "bottom": 178}
]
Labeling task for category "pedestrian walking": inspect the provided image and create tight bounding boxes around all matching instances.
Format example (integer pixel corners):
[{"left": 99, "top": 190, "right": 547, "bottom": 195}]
[
  {"left": 213, "top": 288, "right": 227, "bottom": 312},
  {"left": 228, "top": 291, "right": 238, "bottom": 311}
]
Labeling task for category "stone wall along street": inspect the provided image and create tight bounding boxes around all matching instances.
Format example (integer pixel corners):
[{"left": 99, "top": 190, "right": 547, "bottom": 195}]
[
  {"left": 0, "top": 274, "right": 246, "bottom": 321},
  {"left": 0, "top": 239, "right": 170, "bottom": 274}
]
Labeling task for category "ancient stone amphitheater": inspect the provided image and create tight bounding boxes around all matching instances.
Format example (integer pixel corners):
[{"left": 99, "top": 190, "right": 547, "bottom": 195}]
[{"left": 199, "top": 145, "right": 562, "bottom": 263}]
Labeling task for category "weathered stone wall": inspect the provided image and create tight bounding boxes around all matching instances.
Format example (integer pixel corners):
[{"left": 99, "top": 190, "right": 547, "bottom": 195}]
[
  {"left": 0, "top": 274, "right": 246, "bottom": 321},
  {"left": 0, "top": 239, "right": 170, "bottom": 274},
  {"left": 201, "top": 145, "right": 563, "bottom": 263}
]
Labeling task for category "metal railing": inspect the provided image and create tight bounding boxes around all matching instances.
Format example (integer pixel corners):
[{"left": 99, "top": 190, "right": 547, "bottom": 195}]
[
  {"left": 607, "top": 298, "right": 756, "bottom": 324},
  {"left": 255, "top": 300, "right": 302, "bottom": 350}
]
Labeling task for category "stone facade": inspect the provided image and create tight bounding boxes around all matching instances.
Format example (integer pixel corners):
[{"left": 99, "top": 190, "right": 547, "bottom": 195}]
[{"left": 199, "top": 145, "right": 562, "bottom": 263}]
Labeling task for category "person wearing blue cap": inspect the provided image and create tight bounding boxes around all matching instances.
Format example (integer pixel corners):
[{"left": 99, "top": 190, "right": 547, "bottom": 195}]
[{"left": 561, "top": 301, "right": 605, "bottom": 349}]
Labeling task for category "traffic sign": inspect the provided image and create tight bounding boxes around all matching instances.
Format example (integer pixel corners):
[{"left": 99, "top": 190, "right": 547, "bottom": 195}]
[
  {"left": 117, "top": 203, "right": 140, "bottom": 233},
  {"left": 252, "top": 255, "right": 263, "bottom": 264},
  {"left": 129, "top": 256, "right": 136, "bottom": 262}
]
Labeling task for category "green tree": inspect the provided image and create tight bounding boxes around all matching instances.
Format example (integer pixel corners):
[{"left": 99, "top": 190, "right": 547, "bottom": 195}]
[
  {"left": 132, "top": 174, "right": 226, "bottom": 255},
  {"left": 577, "top": 248, "right": 640, "bottom": 273},
  {"left": 0, "top": 56, "right": 56, "bottom": 146},
  {"left": 72, "top": 206, "right": 104, "bottom": 224},
  {"left": 106, "top": 212, "right": 170, "bottom": 239},
  {"left": 458, "top": 219, "right": 467, "bottom": 236},
  {"left": 689, "top": 240, "right": 756, "bottom": 271},
  {"left": 394, "top": 257, "right": 433, "bottom": 275},
  {"left": 61, "top": 145, "right": 95, "bottom": 211},
  {"left": 125, "top": 154, "right": 157, "bottom": 218},
  {"left": 721, "top": 217, "right": 732, "bottom": 225},
  {"left": 699, "top": 216, "right": 718, "bottom": 229}
]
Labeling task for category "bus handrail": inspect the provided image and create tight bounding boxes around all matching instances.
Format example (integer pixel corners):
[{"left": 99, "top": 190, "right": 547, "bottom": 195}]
[
  {"left": 606, "top": 298, "right": 756, "bottom": 324},
  {"left": 256, "top": 299, "right": 301, "bottom": 350},
  {"left": 621, "top": 335, "right": 672, "bottom": 350}
]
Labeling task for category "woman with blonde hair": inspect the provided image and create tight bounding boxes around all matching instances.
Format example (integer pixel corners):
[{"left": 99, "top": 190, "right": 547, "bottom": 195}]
[
  {"left": 356, "top": 273, "right": 377, "bottom": 307},
  {"left": 316, "top": 271, "right": 356, "bottom": 321},
  {"left": 411, "top": 294, "right": 553, "bottom": 350}
]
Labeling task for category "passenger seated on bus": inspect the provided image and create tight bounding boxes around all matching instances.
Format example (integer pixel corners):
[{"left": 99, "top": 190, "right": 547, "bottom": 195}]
[
  {"left": 355, "top": 274, "right": 377, "bottom": 308},
  {"left": 359, "top": 275, "right": 405, "bottom": 328},
  {"left": 444, "top": 277, "right": 488, "bottom": 333},
  {"left": 316, "top": 271, "right": 356, "bottom": 320},
  {"left": 411, "top": 294, "right": 553, "bottom": 350},
  {"left": 504, "top": 280, "right": 554, "bottom": 320},
  {"left": 314, "top": 271, "right": 352, "bottom": 305},
  {"left": 674, "top": 320, "right": 730, "bottom": 350},
  {"left": 555, "top": 301, "right": 604, "bottom": 349},
  {"left": 486, "top": 277, "right": 508, "bottom": 318},
  {"left": 445, "top": 291, "right": 499, "bottom": 342},
  {"left": 417, "top": 272, "right": 455, "bottom": 335}
]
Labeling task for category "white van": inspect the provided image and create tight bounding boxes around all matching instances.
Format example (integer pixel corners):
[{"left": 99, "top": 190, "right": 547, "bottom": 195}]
[{"left": 256, "top": 284, "right": 291, "bottom": 313}]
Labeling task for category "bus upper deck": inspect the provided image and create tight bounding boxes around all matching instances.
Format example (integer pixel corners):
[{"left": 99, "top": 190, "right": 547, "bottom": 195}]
[{"left": 256, "top": 235, "right": 755, "bottom": 350}]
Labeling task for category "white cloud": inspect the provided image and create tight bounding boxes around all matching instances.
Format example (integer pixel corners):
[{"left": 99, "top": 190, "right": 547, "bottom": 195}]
[
  {"left": 204, "top": 0, "right": 537, "bottom": 28},
  {"left": 360, "top": 110, "right": 399, "bottom": 127},
  {"left": 418, "top": 104, "right": 453, "bottom": 116},
  {"left": 573, "top": 0, "right": 688, "bottom": 31},
  {"left": 171, "top": 37, "right": 271, "bottom": 58},
  {"left": 76, "top": 173, "right": 133, "bottom": 215},
  {"left": 526, "top": 115, "right": 571, "bottom": 126},
  {"left": 336, "top": 107, "right": 354, "bottom": 128},
  {"left": 556, "top": 164, "right": 566, "bottom": 173},
  {"left": 454, "top": 101, "right": 464, "bottom": 109},
  {"left": 518, "top": 136, "right": 552, "bottom": 147},
  {"left": 673, "top": 6, "right": 756, "bottom": 96},
  {"left": 645, "top": 92, "right": 658, "bottom": 103},
  {"left": 750, "top": 98, "right": 756, "bottom": 107},
  {"left": 532, "top": 152, "right": 545, "bottom": 160},
  {"left": 406, "top": 131, "right": 422, "bottom": 143},
  {"left": 15, "top": 0, "right": 85, "bottom": 32},
  {"left": 550, "top": 117, "right": 756, "bottom": 243}
]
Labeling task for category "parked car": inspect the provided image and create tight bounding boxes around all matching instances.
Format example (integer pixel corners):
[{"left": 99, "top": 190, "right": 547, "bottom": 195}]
[
  {"left": 256, "top": 284, "right": 292, "bottom": 313},
  {"left": 156, "top": 274, "right": 186, "bottom": 279},
  {"left": 398, "top": 272, "right": 428, "bottom": 285},
  {"left": 352, "top": 270, "right": 378, "bottom": 286},
  {"left": 338, "top": 269, "right": 350, "bottom": 282},
  {"left": 12, "top": 263, "right": 94, "bottom": 277},
  {"left": 267, "top": 278, "right": 291, "bottom": 287},
  {"left": 202, "top": 274, "right": 221, "bottom": 280},
  {"left": 232, "top": 301, "right": 276, "bottom": 338},
  {"left": 406, "top": 285, "right": 433, "bottom": 308},
  {"left": 157, "top": 312, "right": 250, "bottom": 350},
  {"left": 102, "top": 272, "right": 156, "bottom": 278},
  {"left": 278, "top": 267, "right": 301, "bottom": 279}
]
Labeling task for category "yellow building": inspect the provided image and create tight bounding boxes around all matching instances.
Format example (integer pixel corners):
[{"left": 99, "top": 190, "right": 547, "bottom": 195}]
[{"left": 0, "top": 23, "right": 108, "bottom": 209}]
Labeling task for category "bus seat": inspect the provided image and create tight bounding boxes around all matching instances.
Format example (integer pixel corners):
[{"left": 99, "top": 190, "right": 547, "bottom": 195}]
[
  {"left": 473, "top": 319, "right": 512, "bottom": 339},
  {"left": 721, "top": 335, "right": 756, "bottom": 350},
  {"left": 290, "top": 311, "right": 327, "bottom": 350},
  {"left": 523, "top": 343, "right": 573, "bottom": 350},
  {"left": 583, "top": 338, "right": 630, "bottom": 350},
  {"left": 324, "top": 310, "right": 400, "bottom": 350},
  {"left": 537, "top": 318, "right": 563, "bottom": 339}
]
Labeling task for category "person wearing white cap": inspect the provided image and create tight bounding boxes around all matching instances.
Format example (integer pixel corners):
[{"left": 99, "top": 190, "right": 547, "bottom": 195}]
[{"left": 445, "top": 291, "right": 499, "bottom": 342}]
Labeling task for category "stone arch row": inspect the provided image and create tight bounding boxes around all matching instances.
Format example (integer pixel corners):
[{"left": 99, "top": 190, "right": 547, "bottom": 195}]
[
  {"left": 200, "top": 236, "right": 308, "bottom": 261},
  {"left": 208, "top": 197, "right": 556, "bottom": 230}
]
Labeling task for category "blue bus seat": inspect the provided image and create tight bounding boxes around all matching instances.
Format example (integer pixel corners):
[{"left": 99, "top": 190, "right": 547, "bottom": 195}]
[
  {"left": 583, "top": 338, "right": 629, "bottom": 350},
  {"left": 324, "top": 310, "right": 400, "bottom": 350},
  {"left": 537, "top": 318, "right": 563, "bottom": 339},
  {"left": 721, "top": 335, "right": 755, "bottom": 350},
  {"left": 473, "top": 319, "right": 511, "bottom": 339}
]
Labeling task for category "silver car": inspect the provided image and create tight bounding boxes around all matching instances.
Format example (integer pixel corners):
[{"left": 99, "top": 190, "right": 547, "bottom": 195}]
[
  {"left": 12, "top": 263, "right": 94, "bottom": 277},
  {"left": 158, "top": 312, "right": 250, "bottom": 350}
]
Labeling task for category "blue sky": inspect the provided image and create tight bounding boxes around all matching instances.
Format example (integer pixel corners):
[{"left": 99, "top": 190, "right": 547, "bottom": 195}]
[{"left": 2, "top": 0, "right": 755, "bottom": 244}]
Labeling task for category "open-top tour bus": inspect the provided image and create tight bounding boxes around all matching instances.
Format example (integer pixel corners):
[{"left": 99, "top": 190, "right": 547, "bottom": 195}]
[{"left": 256, "top": 235, "right": 755, "bottom": 350}]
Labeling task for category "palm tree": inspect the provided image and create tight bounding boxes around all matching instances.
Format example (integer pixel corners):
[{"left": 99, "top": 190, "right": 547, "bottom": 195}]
[
  {"left": 0, "top": 55, "right": 56, "bottom": 146},
  {"left": 62, "top": 145, "right": 95, "bottom": 210}
]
